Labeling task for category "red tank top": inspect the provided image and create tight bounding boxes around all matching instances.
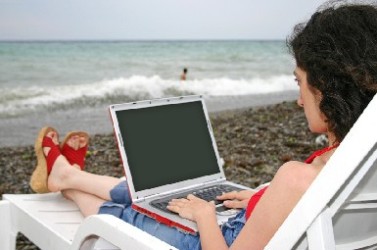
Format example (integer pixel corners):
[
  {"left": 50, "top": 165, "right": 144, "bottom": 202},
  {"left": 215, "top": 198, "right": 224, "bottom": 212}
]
[{"left": 244, "top": 145, "right": 338, "bottom": 220}]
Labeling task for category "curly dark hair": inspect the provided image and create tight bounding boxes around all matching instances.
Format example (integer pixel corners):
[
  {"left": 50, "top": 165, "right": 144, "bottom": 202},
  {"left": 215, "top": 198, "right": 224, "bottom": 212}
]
[{"left": 288, "top": 1, "right": 377, "bottom": 143}]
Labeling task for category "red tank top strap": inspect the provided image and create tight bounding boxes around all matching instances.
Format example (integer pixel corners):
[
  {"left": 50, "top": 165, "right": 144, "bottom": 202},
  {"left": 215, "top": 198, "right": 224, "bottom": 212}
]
[
  {"left": 305, "top": 144, "right": 339, "bottom": 164},
  {"left": 245, "top": 186, "right": 268, "bottom": 219}
]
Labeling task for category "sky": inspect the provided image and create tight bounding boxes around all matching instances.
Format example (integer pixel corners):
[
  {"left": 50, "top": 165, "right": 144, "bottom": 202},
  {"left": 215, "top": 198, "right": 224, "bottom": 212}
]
[{"left": 0, "top": 0, "right": 329, "bottom": 41}]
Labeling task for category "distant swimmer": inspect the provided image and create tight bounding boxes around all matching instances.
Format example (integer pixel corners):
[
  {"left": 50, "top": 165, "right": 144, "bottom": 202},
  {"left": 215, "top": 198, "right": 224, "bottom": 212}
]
[{"left": 180, "top": 68, "right": 188, "bottom": 81}]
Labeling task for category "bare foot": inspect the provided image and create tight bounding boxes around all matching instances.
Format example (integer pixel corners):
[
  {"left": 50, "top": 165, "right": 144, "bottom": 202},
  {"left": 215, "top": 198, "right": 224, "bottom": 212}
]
[
  {"left": 47, "top": 133, "right": 88, "bottom": 192},
  {"left": 65, "top": 134, "right": 88, "bottom": 170},
  {"left": 47, "top": 156, "right": 75, "bottom": 192},
  {"left": 60, "top": 131, "right": 89, "bottom": 170},
  {"left": 40, "top": 130, "right": 66, "bottom": 192},
  {"left": 43, "top": 130, "right": 59, "bottom": 157},
  {"left": 46, "top": 145, "right": 75, "bottom": 192},
  {"left": 30, "top": 127, "right": 62, "bottom": 193}
]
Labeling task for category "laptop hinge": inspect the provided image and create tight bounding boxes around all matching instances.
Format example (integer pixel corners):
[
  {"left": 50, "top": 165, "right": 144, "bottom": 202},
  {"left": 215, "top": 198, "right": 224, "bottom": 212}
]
[{"left": 135, "top": 177, "right": 226, "bottom": 202}]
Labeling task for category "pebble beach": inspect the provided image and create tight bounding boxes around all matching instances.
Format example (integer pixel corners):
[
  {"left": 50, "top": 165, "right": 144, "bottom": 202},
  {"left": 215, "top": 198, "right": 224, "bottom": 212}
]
[{"left": 0, "top": 100, "right": 324, "bottom": 249}]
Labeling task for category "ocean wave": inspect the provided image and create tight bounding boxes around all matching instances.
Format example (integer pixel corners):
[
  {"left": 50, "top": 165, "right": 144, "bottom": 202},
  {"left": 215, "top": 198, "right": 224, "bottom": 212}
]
[{"left": 0, "top": 75, "right": 297, "bottom": 117}]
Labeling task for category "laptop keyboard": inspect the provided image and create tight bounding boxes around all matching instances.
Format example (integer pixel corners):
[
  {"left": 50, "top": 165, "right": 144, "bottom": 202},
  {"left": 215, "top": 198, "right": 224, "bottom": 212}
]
[{"left": 150, "top": 184, "right": 244, "bottom": 213}]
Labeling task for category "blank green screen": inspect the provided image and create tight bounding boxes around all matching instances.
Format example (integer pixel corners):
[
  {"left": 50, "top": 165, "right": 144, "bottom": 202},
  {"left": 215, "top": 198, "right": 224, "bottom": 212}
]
[{"left": 116, "top": 101, "right": 219, "bottom": 191}]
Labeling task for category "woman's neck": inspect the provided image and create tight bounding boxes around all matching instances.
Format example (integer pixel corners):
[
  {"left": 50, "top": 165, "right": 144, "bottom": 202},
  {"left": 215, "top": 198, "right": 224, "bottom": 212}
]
[{"left": 327, "top": 133, "right": 338, "bottom": 147}]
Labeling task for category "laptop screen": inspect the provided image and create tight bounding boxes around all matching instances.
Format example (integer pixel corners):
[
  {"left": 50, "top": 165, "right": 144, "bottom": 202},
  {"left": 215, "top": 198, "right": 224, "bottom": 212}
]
[{"left": 115, "top": 100, "right": 220, "bottom": 192}]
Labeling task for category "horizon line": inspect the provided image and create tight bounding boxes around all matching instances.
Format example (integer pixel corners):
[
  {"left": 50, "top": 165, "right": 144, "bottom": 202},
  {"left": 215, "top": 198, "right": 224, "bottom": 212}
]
[{"left": 0, "top": 38, "right": 286, "bottom": 43}]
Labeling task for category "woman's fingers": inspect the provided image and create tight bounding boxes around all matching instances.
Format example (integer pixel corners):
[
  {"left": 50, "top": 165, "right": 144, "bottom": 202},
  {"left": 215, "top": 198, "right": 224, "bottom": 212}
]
[
  {"left": 167, "top": 198, "right": 186, "bottom": 213},
  {"left": 216, "top": 190, "right": 256, "bottom": 209},
  {"left": 217, "top": 191, "right": 239, "bottom": 200},
  {"left": 187, "top": 194, "right": 201, "bottom": 200},
  {"left": 223, "top": 199, "right": 247, "bottom": 209}
]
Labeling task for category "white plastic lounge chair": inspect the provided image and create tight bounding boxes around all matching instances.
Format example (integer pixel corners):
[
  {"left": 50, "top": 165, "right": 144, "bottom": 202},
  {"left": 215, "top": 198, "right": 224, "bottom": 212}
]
[
  {"left": 0, "top": 192, "right": 177, "bottom": 250},
  {"left": 1, "top": 95, "right": 377, "bottom": 250}
]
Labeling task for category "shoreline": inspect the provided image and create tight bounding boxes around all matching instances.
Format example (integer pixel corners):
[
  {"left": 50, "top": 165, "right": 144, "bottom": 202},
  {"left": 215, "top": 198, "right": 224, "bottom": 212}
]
[{"left": 0, "top": 91, "right": 297, "bottom": 148}]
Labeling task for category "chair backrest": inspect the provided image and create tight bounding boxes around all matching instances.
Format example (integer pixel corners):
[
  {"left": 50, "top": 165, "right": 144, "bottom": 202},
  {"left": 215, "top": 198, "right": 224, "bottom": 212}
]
[
  {"left": 266, "top": 94, "right": 377, "bottom": 250},
  {"left": 333, "top": 160, "right": 377, "bottom": 250}
]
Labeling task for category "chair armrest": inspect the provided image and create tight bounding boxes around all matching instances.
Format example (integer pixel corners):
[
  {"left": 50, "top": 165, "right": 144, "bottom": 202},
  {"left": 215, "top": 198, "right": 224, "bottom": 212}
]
[{"left": 71, "top": 214, "right": 177, "bottom": 250}]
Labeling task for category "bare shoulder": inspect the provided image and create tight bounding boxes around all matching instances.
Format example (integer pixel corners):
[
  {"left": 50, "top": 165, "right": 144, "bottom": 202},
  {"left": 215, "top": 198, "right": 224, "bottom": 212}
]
[
  {"left": 232, "top": 161, "right": 321, "bottom": 249},
  {"left": 272, "top": 161, "right": 321, "bottom": 193}
]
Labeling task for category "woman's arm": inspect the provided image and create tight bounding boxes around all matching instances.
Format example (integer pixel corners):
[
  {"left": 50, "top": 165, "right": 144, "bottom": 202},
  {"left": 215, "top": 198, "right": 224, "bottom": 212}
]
[
  {"left": 168, "top": 161, "right": 320, "bottom": 249},
  {"left": 230, "top": 161, "right": 319, "bottom": 249},
  {"left": 167, "top": 189, "right": 255, "bottom": 249}
]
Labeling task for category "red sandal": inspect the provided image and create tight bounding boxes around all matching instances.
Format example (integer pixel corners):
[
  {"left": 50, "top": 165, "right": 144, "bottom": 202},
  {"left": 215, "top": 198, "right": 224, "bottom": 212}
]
[
  {"left": 30, "top": 127, "right": 61, "bottom": 193},
  {"left": 60, "top": 131, "right": 89, "bottom": 170}
]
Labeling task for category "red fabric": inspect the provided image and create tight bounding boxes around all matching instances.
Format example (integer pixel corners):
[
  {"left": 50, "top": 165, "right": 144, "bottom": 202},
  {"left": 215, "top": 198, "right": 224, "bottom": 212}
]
[
  {"left": 244, "top": 145, "right": 338, "bottom": 220},
  {"left": 244, "top": 187, "right": 268, "bottom": 219},
  {"left": 42, "top": 136, "right": 61, "bottom": 174},
  {"left": 304, "top": 144, "right": 339, "bottom": 164},
  {"left": 61, "top": 143, "right": 88, "bottom": 170}
]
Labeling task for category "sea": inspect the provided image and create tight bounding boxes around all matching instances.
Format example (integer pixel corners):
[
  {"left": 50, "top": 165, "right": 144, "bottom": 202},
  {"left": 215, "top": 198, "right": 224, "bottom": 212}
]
[{"left": 0, "top": 40, "right": 299, "bottom": 146}]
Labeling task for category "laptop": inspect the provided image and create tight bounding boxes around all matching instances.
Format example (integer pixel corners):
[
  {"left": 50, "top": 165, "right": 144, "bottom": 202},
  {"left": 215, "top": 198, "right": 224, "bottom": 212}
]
[{"left": 109, "top": 95, "right": 250, "bottom": 234}]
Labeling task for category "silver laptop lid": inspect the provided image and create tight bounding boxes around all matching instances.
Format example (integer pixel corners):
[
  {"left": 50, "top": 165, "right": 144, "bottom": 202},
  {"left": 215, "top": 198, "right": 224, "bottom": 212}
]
[{"left": 109, "top": 95, "right": 226, "bottom": 201}]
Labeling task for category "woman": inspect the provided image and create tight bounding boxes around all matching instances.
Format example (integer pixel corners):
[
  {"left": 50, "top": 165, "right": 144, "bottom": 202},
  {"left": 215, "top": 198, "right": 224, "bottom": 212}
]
[{"left": 30, "top": 2, "right": 377, "bottom": 249}]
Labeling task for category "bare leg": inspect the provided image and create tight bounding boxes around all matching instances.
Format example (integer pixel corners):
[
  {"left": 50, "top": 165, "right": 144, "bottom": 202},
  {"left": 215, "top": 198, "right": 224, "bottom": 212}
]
[
  {"left": 63, "top": 189, "right": 106, "bottom": 217},
  {"left": 49, "top": 164, "right": 121, "bottom": 201}
]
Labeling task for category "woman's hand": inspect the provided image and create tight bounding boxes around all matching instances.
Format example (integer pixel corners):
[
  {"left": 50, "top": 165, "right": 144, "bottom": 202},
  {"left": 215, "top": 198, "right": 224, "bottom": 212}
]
[
  {"left": 217, "top": 190, "right": 256, "bottom": 209},
  {"left": 167, "top": 194, "right": 216, "bottom": 222}
]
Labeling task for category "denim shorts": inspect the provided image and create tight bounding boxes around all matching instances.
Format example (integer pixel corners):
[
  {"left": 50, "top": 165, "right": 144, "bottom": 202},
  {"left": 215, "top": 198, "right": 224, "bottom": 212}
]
[{"left": 98, "top": 181, "right": 246, "bottom": 250}]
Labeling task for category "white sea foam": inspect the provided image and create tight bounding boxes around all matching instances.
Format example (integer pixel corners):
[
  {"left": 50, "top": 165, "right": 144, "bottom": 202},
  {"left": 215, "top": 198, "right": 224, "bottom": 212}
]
[{"left": 0, "top": 75, "right": 297, "bottom": 117}]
